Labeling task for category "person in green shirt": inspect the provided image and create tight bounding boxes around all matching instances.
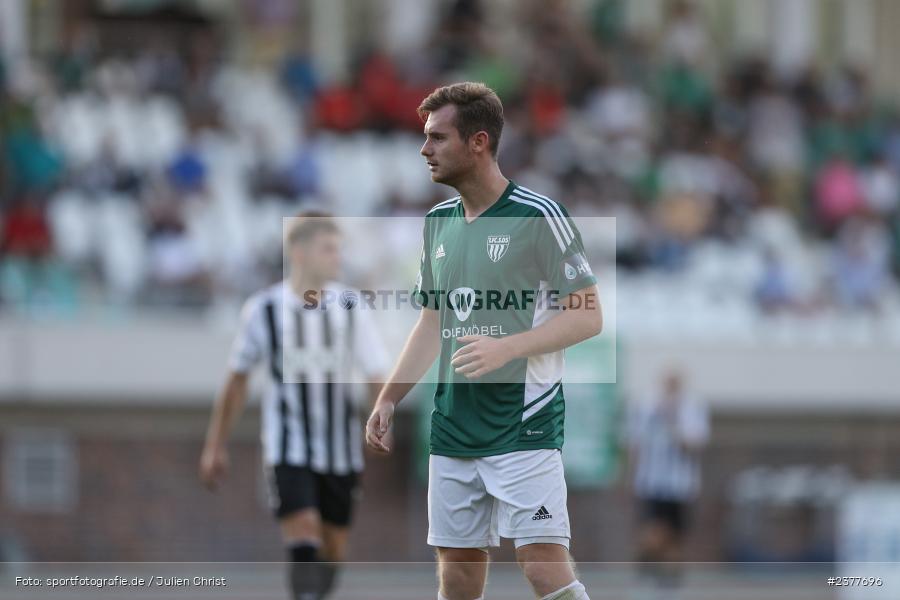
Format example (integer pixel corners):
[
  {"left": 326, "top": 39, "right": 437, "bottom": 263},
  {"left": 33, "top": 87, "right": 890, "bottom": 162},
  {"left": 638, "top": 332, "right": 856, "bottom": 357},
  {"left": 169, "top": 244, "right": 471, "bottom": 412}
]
[{"left": 366, "top": 82, "right": 603, "bottom": 600}]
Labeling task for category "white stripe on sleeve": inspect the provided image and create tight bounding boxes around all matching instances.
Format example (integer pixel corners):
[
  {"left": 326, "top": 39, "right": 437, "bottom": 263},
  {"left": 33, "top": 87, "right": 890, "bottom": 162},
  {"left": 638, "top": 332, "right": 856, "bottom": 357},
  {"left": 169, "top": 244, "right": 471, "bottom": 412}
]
[{"left": 509, "top": 195, "right": 569, "bottom": 251}]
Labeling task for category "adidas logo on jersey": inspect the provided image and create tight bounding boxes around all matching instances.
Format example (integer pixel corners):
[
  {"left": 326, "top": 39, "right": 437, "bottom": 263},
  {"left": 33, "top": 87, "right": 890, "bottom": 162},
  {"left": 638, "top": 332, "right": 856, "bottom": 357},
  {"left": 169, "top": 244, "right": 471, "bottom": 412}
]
[
  {"left": 532, "top": 506, "right": 553, "bottom": 521},
  {"left": 434, "top": 244, "right": 446, "bottom": 259}
]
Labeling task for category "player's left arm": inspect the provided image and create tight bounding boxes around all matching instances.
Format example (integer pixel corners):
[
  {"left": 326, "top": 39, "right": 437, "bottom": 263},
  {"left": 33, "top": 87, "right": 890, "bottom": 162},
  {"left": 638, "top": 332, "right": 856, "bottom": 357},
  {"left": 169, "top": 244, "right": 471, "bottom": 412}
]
[
  {"left": 675, "top": 398, "right": 710, "bottom": 454},
  {"left": 452, "top": 283, "right": 602, "bottom": 378}
]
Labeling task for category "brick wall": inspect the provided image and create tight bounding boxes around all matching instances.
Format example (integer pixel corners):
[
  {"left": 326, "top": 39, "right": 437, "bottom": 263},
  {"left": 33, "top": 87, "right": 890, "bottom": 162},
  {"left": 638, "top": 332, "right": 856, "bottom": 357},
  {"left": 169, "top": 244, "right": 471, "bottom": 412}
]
[{"left": 2, "top": 404, "right": 899, "bottom": 563}]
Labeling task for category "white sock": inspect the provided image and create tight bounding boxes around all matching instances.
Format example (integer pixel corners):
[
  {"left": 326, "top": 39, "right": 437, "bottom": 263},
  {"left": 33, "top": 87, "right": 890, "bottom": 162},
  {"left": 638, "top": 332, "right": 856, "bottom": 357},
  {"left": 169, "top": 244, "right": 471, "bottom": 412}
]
[{"left": 540, "top": 579, "right": 589, "bottom": 600}]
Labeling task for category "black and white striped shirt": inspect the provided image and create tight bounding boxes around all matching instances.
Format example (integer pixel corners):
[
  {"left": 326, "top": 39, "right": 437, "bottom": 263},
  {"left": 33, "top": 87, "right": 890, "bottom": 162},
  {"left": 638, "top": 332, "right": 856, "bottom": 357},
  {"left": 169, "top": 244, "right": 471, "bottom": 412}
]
[
  {"left": 229, "top": 280, "right": 389, "bottom": 473},
  {"left": 629, "top": 395, "right": 710, "bottom": 501}
]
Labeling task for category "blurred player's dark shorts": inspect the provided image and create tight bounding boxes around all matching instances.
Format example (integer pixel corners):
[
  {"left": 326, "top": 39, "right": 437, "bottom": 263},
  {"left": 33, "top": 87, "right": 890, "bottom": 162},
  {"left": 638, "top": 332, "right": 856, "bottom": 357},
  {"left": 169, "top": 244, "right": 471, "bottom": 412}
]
[
  {"left": 640, "top": 498, "right": 688, "bottom": 535},
  {"left": 268, "top": 465, "right": 359, "bottom": 525}
]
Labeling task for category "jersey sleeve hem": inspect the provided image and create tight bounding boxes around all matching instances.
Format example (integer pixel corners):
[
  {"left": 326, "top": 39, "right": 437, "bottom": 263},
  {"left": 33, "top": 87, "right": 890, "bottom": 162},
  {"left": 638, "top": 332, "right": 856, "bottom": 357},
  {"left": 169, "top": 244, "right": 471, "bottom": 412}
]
[
  {"left": 429, "top": 441, "right": 563, "bottom": 458},
  {"left": 554, "top": 274, "right": 599, "bottom": 300}
]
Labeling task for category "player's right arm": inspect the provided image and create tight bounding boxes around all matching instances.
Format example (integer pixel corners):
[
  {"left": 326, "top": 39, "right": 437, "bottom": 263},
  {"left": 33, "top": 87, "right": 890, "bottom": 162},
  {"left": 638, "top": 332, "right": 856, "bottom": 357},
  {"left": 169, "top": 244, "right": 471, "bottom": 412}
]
[
  {"left": 200, "top": 294, "right": 265, "bottom": 489},
  {"left": 365, "top": 306, "right": 440, "bottom": 454},
  {"left": 200, "top": 370, "right": 249, "bottom": 489},
  {"left": 367, "top": 217, "right": 441, "bottom": 453}
]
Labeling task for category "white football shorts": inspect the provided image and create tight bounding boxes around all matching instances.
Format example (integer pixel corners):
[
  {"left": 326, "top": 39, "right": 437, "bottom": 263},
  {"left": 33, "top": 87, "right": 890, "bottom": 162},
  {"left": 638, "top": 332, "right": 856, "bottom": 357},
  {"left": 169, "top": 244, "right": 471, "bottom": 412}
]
[{"left": 427, "top": 449, "right": 571, "bottom": 549}]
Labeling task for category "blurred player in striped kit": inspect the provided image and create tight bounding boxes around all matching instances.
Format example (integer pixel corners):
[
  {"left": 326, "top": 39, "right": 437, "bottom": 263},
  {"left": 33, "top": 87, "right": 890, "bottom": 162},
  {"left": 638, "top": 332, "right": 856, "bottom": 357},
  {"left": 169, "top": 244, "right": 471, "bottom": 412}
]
[
  {"left": 200, "top": 211, "right": 388, "bottom": 600},
  {"left": 628, "top": 369, "right": 709, "bottom": 600}
]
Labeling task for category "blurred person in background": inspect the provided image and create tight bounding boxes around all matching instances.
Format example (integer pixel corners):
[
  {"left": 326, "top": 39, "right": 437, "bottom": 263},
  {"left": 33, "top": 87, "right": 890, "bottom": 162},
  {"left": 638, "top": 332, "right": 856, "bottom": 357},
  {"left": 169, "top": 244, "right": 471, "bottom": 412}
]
[
  {"left": 627, "top": 368, "right": 709, "bottom": 600},
  {"left": 0, "top": 194, "right": 52, "bottom": 307},
  {"left": 144, "top": 193, "right": 212, "bottom": 308},
  {"left": 659, "top": 0, "right": 710, "bottom": 71},
  {"left": 830, "top": 215, "right": 892, "bottom": 311},
  {"left": 200, "top": 211, "right": 388, "bottom": 600},
  {"left": 754, "top": 245, "right": 800, "bottom": 313}
]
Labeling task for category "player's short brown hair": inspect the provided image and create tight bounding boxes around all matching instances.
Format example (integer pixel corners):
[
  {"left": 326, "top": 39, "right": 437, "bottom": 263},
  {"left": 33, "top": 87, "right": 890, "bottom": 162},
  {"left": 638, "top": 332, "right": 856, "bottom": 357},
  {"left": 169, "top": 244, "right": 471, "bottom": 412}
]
[
  {"left": 417, "top": 82, "right": 504, "bottom": 157},
  {"left": 286, "top": 210, "right": 339, "bottom": 246}
]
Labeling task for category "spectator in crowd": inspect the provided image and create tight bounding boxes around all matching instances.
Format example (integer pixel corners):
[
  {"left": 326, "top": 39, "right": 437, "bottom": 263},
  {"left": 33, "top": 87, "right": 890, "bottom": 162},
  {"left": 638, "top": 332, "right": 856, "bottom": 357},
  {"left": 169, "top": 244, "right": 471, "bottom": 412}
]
[
  {"left": 0, "top": 194, "right": 76, "bottom": 312},
  {"left": 814, "top": 152, "right": 865, "bottom": 233},
  {"left": 144, "top": 195, "right": 211, "bottom": 308},
  {"left": 755, "top": 246, "right": 799, "bottom": 313},
  {"left": 659, "top": 0, "right": 710, "bottom": 71},
  {"left": 830, "top": 216, "right": 892, "bottom": 311},
  {"left": 860, "top": 152, "right": 899, "bottom": 218}
]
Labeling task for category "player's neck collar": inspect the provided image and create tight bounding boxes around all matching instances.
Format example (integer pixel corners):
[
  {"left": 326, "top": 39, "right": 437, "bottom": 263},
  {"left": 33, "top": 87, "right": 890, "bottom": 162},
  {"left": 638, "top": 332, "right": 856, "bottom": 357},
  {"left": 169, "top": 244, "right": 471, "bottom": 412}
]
[{"left": 460, "top": 179, "right": 515, "bottom": 221}]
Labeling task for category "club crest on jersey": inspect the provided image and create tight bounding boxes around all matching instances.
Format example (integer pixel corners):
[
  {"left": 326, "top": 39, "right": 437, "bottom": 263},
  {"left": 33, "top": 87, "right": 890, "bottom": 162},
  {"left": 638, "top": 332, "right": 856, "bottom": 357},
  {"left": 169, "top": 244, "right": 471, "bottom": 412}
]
[
  {"left": 486, "top": 235, "right": 510, "bottom": 263},
  {"left": 448, "top": 287, "right": 476, "bottom": 322}
]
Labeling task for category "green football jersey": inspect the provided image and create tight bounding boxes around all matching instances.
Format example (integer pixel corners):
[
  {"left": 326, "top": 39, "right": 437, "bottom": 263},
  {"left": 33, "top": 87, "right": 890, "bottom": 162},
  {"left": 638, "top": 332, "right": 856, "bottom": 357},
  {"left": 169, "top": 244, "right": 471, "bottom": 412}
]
[{"left": 414, "top": 180, "right": 598, "bottom": 457}]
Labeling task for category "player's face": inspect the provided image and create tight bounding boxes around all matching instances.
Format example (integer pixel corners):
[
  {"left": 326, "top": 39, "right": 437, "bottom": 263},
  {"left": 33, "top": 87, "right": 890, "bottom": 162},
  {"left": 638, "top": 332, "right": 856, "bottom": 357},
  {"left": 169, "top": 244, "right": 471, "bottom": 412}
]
[
  {"left": 663, "top": 371, "right": 683, "bottom": 400},
  {"left": 290, "top": 231, "right": 342, "bottom": 282},
  {"left": 420, "top": 105, "right": 476, "bottom": 186}
]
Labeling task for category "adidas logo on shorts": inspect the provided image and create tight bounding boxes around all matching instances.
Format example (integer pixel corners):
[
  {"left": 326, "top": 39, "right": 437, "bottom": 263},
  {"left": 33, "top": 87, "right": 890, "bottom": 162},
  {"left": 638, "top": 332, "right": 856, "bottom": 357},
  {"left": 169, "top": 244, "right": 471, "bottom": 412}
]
[{"left": 532, "top": 506, "right": 553, "bottom": 521}]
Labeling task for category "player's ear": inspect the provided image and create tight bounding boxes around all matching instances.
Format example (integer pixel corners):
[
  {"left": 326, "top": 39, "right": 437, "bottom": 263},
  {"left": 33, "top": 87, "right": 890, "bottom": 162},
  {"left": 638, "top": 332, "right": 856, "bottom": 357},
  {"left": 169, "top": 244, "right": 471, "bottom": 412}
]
[{"left": 470, "top": 130, "right": 490, "bottom": 155}]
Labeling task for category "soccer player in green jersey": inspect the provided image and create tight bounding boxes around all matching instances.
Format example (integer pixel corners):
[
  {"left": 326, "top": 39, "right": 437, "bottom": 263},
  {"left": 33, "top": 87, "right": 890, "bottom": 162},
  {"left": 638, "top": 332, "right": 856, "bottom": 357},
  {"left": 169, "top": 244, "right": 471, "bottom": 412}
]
[{"left": 366, "top": 82, "right": 602, "bottom": 600}]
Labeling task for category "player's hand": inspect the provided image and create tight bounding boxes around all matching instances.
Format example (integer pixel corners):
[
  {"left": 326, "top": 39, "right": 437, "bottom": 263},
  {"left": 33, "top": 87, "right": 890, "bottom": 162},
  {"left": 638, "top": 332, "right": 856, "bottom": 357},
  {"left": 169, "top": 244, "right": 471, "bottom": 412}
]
[
  {"left": 199, "top": 444, "right": 229, "bottom": 490},
  {"left": 366, "top": 400, "right": 395, "bottom": 454},
  {"left": 451, "top": 335, "right": 514, "bottom": 379}
]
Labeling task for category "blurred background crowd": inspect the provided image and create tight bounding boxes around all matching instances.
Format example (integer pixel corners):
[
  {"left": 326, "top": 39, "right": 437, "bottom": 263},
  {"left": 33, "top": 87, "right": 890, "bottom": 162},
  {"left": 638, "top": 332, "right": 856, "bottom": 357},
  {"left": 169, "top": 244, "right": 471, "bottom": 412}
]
[{"left": 2, "top": 0, "right": 900, "bottom": 321}]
